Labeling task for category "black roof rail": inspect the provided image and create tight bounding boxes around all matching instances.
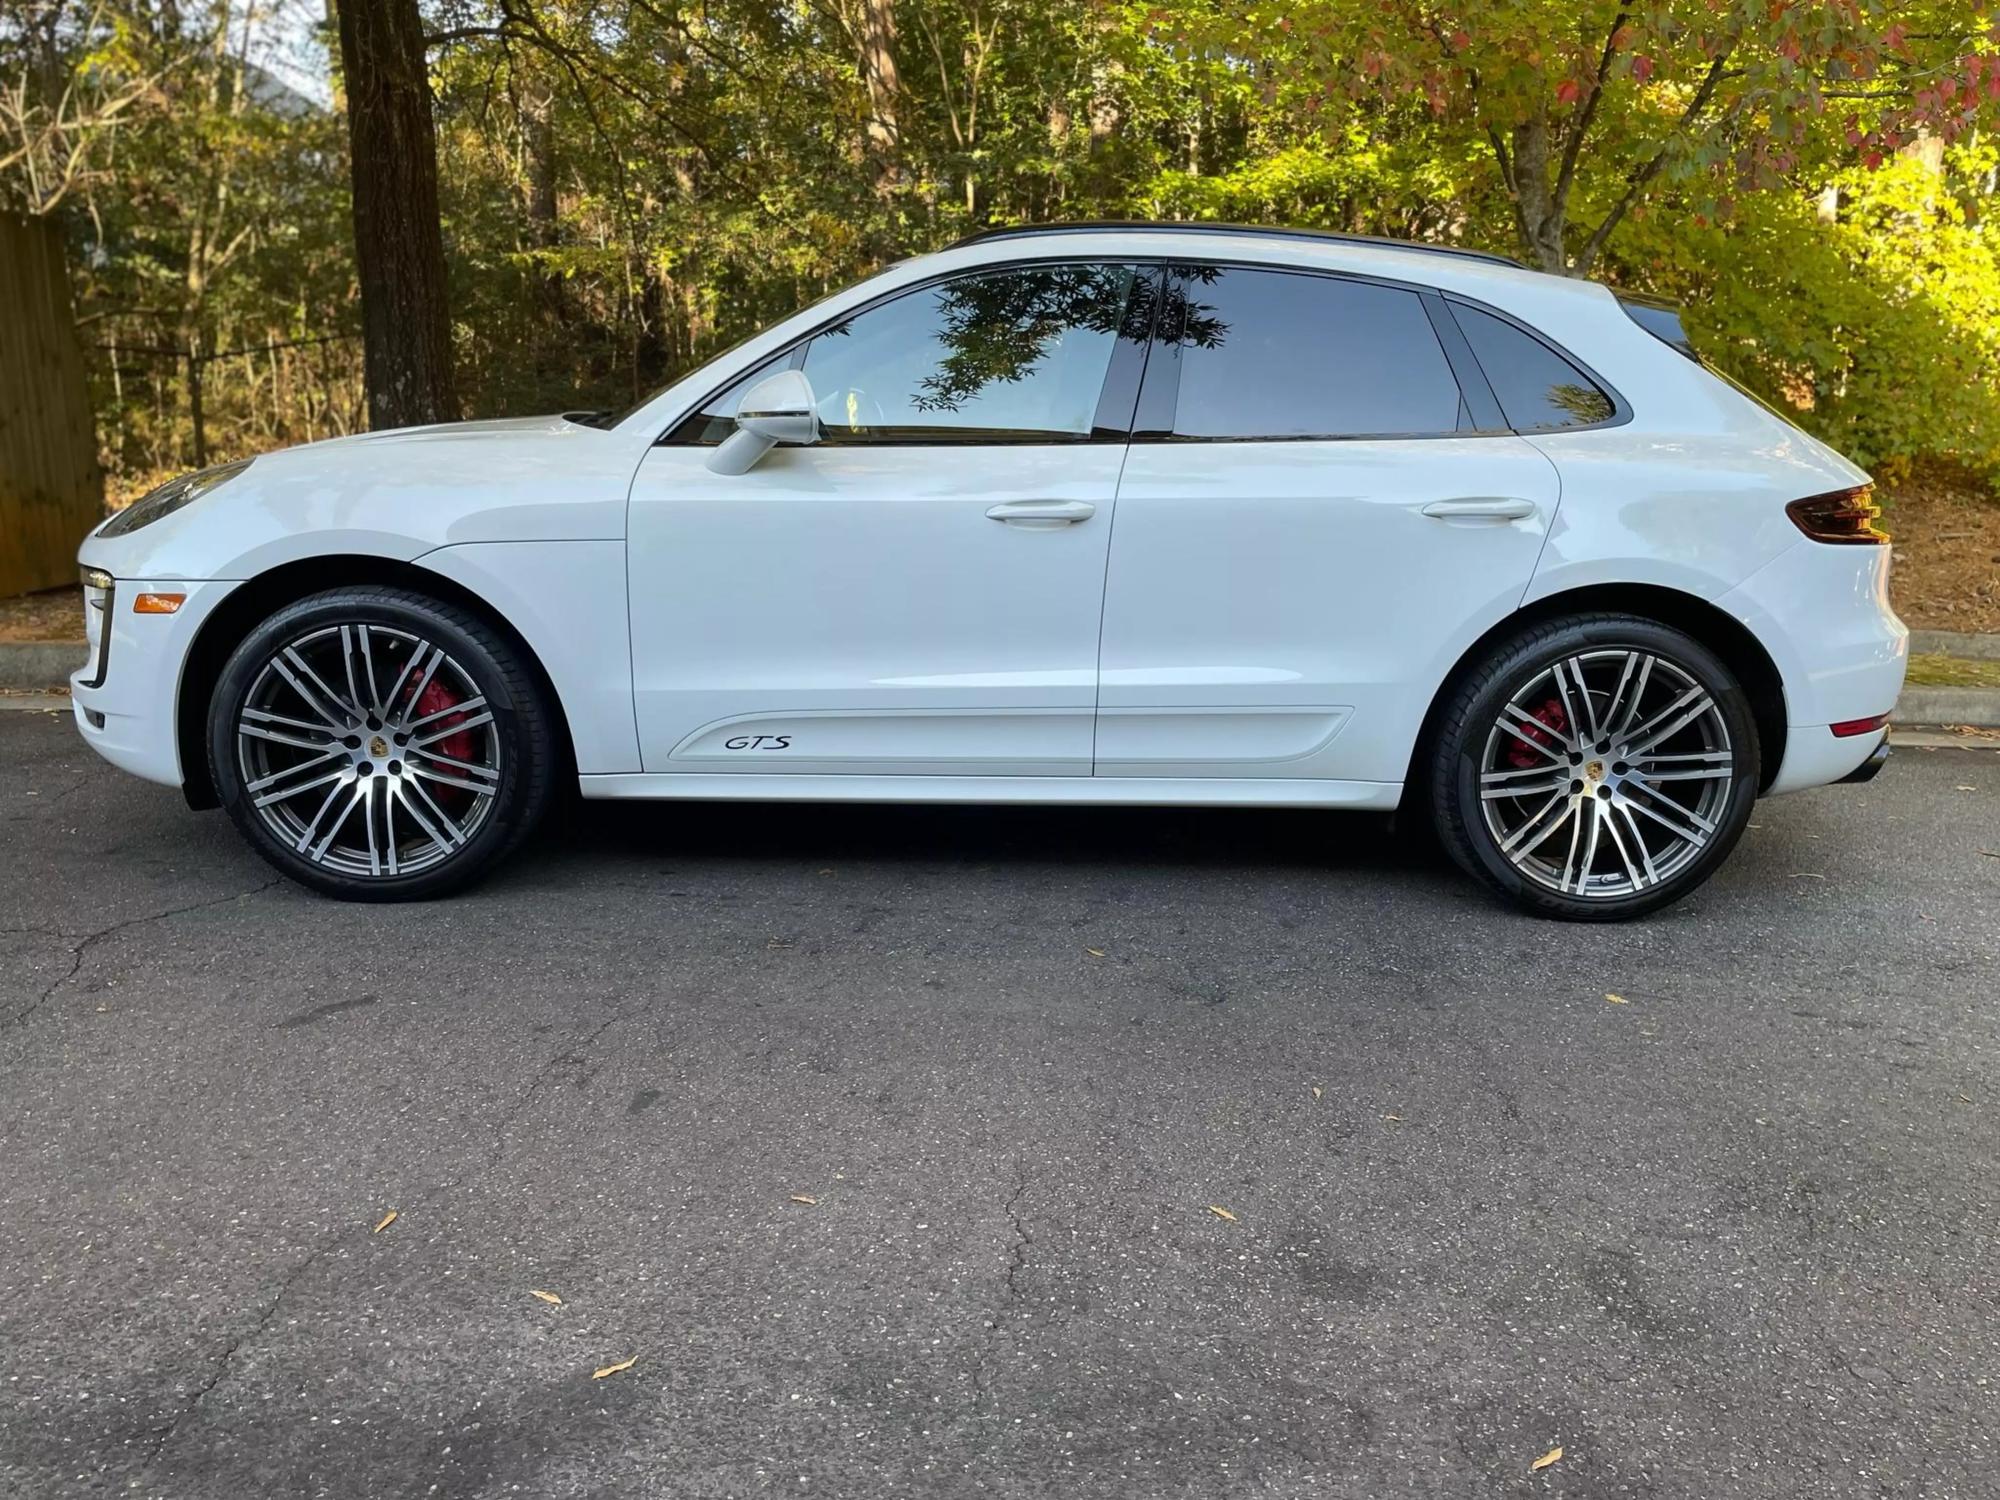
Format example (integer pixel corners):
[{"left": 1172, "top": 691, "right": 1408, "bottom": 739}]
[{"left": 951, "top": 220, "right": 1520, "bottom": 268}]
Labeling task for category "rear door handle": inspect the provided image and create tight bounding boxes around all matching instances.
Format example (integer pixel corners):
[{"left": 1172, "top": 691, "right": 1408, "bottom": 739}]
[
  {"left": 1421, "top": 496, "right": 1539, "bottom": 522},
  {"left": 986, "top": 499, "right": 1096, "bottom": 527}
]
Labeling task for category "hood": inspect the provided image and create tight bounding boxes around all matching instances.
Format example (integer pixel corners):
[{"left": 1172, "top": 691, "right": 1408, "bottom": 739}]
[{"left": 310, "top": 413, "right": 585, "bottom": 449}]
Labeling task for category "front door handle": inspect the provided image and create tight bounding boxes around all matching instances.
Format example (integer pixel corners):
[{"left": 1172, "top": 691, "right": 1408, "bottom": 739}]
[
  {"left": 986, "top": 499, "right": 1096, "bottom": 527},
  {"left": 1421, "top": 496, "right": 1539, "bottom": 522}
]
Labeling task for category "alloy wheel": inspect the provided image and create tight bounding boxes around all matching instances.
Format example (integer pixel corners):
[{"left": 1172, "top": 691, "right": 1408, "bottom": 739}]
[
  {"left": 1477, "top": 648, "right": 1736, "bottom": 900},
  {"left": 234, "top": 623, "right": 502, "bottom": 877}
]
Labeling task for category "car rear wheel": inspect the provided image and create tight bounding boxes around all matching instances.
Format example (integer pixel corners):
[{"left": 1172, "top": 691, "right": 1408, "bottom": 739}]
[
  {"left": 1430, "top": 614, "right": 1760, "bottom": 921},
  {"left": 208, "top": 587, "right": 555, "bottom": 900}
]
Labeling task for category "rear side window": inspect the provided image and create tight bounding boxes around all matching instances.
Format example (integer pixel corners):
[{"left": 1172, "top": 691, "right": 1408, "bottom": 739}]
[
  {"left": 1154, "top": 268, "right": 1466, "bottom": 439},
  {"left": 1449, "top": 304, "right": 1615, "bottom": 430}
]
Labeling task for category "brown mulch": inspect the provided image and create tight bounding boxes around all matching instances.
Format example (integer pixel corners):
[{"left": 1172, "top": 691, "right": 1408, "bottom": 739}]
[
  {"left": 1884, "top": 468, "right": 2000, "bottom": 633},
  {"left": 0, "top": 585, "right": 83, "bottom": 643},
  {"left": 4, "top": 470, "right": 1997, "bottom": 641}
]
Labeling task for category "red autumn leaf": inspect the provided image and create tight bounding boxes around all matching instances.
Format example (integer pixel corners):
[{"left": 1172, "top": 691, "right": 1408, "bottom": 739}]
[
  {"left": 1555, "top": 78, "right": 1582, "bottom": 106},
  {"left": 1632, "top": 55, "right": 1655, "bottom": 82},
  {"left": 1864, "top": 150, "right": 1884, "bottom": 170}
]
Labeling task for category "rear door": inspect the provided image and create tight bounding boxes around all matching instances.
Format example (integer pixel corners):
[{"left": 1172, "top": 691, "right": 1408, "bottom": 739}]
[{"left": 1097, "top": 265, "right": 1581, "bottom": 784}]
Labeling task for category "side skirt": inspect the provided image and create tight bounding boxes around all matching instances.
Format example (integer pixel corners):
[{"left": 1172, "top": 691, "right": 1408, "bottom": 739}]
[{"left": 576, "top": 772, "right": 1403, "bottom": 810}]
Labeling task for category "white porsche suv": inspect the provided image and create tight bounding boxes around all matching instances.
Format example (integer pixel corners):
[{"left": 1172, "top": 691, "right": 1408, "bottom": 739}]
[{"left": 71, "top": 223, "right": 1906, "bottom": 918}]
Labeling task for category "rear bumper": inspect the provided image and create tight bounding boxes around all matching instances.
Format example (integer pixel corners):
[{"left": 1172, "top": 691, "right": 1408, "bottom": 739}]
[
  {"left": 1718, "top": 539, "right": 1907, "bottom": 795},
  {"left": 1838, "top": 737, "right": 1891, "bottom": 784}
]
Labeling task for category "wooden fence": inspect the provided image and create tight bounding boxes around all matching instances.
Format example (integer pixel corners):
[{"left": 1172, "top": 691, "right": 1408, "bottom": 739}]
[{"left": 0, "top": 212, "right": 102, "bottom": 596}]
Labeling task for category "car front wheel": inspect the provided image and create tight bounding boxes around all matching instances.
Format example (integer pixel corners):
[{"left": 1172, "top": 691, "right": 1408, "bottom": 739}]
[
  {"left": 1430, "top": 614, "right": 1761, "bottom": 921},
  {"left": 208, "top": 587, "right": 555, "bottom": 900}
]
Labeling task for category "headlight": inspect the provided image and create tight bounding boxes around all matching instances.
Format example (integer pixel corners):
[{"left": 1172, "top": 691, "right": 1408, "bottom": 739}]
[{"left": 97, "top": 459, "right": 252, "bottom": 538}]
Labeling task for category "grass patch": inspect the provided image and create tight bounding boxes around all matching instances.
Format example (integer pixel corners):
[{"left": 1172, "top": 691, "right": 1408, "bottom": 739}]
[{"left": 1906, "top": 653, "right": 2000, "bottom": 688}]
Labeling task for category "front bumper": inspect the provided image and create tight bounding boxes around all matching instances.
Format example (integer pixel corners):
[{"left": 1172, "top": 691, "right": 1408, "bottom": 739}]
[{"left": 70, "top": 574, "right": 238, "bottom": 788}]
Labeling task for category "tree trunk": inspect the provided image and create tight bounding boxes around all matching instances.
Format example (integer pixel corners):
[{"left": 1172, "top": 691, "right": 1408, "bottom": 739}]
[
  {"left": 335, "top": 0, "right": 458, "bottom": 429},
  {"left": 1508, "top": 115, "right": 1568, "bottom": 274},
  {"left": 856, "top": 0, "right": 901, "bottom": 196},
  {"left": 519, "top": 83, "right": 563, "bottom": 323}
]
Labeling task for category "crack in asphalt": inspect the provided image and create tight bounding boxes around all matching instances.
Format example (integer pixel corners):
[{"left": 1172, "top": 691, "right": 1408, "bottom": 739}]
[
  {"left": 2, "top": 879, "right": 285, "bottom": 1034},
  {"left": 141, "top": 1234, "right": 333, "bottom": 1465},
  {"left": 138, "top": 993, "right": 653, "bottom": 1471},
  {"left": 998, "top": 1160, "right": 1032, "bottom": 1322},
  {"left": 968, "top": 1159, "right": 1034, "bottom": 1409}
]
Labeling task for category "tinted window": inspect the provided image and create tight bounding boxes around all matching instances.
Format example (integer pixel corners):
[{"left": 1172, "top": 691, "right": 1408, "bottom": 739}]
[
  {"left": 1451, "top": 304, "right": 1615, "bottom": 430},
  {"left": 1156, "top": 268, "right": 1464, "bottom": 439},
  {"left": 799, "top": 263, "right": 1139, "bottom": 443}
]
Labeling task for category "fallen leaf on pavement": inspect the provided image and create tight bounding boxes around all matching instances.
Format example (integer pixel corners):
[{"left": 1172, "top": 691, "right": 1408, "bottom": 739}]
[
  {"left": 1531, "top": 1445, "right": 1563, "bottom": 1471},
  {"left": 1605, "top": 992, "right": 1628, "bottom": 1004},
  {"left": 790, "top": 1194, "right": 818, "bottom": 1205},
  {"left": 1207, "top": 1205, "right": 1237, "bottom": 1222},
  {"left": 373, "top": 1211, "right": 397, "bottom": 1234},
  {"left": 1383, "top": 1113, "right": 1403, "bottom": 1122},
  {"left": 1311, "top": 1086, "right": 1322, "bottom": 1100},
  {"left": 530, "top": 1290, "right": 562, "bottom": 1305},
  {"left": 1979, "top": 851, "right": 1999, "bottom": 859},
  {"left": 1085, "top": 948, "right": 1106, "bottom": 958},
  {"left": 1958, "top": 785, "right": 1978, "bottom": 792},
  {"left": 592, "top": 1356, "right": 638, "bottom": 1380}
]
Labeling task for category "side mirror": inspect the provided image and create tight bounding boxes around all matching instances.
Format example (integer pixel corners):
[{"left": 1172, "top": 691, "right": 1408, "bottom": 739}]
[{"left": 708, "top": 368, "right": 819, "bottom": 475}]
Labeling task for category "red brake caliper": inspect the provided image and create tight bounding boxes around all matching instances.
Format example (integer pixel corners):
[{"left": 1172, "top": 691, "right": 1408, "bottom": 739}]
[
  {"left": 1508, "top": 698, "right": 1569, "bottom": 768},
  {"left": 410, "top": 676, "right": 475, "bottom": 813}
]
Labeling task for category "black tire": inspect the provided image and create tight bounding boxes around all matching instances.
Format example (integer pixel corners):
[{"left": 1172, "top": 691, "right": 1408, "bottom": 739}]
[
  {"left": 1429, "top": 613, "right": 1760, "bottom": 921},
  {"left": 208, "top": 587, "right": 555, "bottom": 900}
]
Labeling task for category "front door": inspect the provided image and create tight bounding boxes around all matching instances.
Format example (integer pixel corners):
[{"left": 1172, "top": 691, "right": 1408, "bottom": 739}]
[
  {"left": 627, "top": 261, "right": 1147, "bottom": 777},
  {"left": 1096, "top": 264, "right": 1572, "bottom": 785}
]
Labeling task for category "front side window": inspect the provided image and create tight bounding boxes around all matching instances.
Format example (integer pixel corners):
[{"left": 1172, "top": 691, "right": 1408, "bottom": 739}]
[
  {"left": 799, "top": 263, "right": 1141, "bottom": 443},
  {"left": 1151, "top": 267, "right": 1466, "bottom": 439},
  {"left": 1449, "top": 303, "right": 1616, "bottom": 430}
]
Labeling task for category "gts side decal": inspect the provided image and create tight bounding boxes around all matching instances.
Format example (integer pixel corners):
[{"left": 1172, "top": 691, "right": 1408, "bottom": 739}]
[{"left": 723, "top": 734, "right": 792, "bottom": 751}]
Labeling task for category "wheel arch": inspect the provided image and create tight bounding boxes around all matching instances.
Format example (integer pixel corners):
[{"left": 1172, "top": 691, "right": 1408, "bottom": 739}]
[
  {"left": 1401, "top": 583, "right": 1789, "bottom": 811},
  {"left": 176, "top": 554, "right": 578, "bottom": 810}
]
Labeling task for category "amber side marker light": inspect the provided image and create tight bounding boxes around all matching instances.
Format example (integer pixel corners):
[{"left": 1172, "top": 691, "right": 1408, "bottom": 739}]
[
  {"left": 132, "top": 593, "right": 186, "bottom": 614},
  {"left": 1786, "top": 485, "right": 1889, "bottom": 544}
]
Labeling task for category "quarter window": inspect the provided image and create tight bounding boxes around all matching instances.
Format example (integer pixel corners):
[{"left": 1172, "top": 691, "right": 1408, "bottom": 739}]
[
  {"left": 1152, "top": 268, "right": 1466, "bottom": 439},
  {"left": 1449, "top": 304, "right": 1616, "bottom": 430}
]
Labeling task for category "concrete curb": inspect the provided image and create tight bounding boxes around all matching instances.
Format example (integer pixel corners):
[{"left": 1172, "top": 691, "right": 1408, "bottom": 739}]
[
  {"left": 0, "top": 642, "right": 84, "bottom": 691},
  {"left": 1894, "top": 687, "right": 2000, "bottom": 728},
  {"left": 1910, "top": 630, "right": 2000, "bottom": 661}
]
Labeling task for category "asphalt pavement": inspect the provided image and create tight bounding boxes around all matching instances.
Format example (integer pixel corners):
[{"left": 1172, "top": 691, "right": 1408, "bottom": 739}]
[{"left": 3, "top": 708, "right": 1998, "bottom": 1499}]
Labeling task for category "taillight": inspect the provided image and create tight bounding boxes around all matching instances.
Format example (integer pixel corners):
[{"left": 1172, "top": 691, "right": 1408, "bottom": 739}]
[{"left": 1786, "top": 485, "right": 1888, "bottom": 544}]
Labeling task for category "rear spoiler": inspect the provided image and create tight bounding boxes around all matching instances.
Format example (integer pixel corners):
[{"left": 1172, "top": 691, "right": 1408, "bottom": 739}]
[{"left": 1617, "top": 293, "right": 1700, "bottom": 362}]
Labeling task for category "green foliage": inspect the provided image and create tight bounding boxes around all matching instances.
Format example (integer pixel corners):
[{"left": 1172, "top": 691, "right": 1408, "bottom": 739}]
[
  {"left": 1611, "top": 141, "right": 2000, "bottom": 482},
  {"left": 8, "top": 0, "right": 2000, "bottom": 489}
]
